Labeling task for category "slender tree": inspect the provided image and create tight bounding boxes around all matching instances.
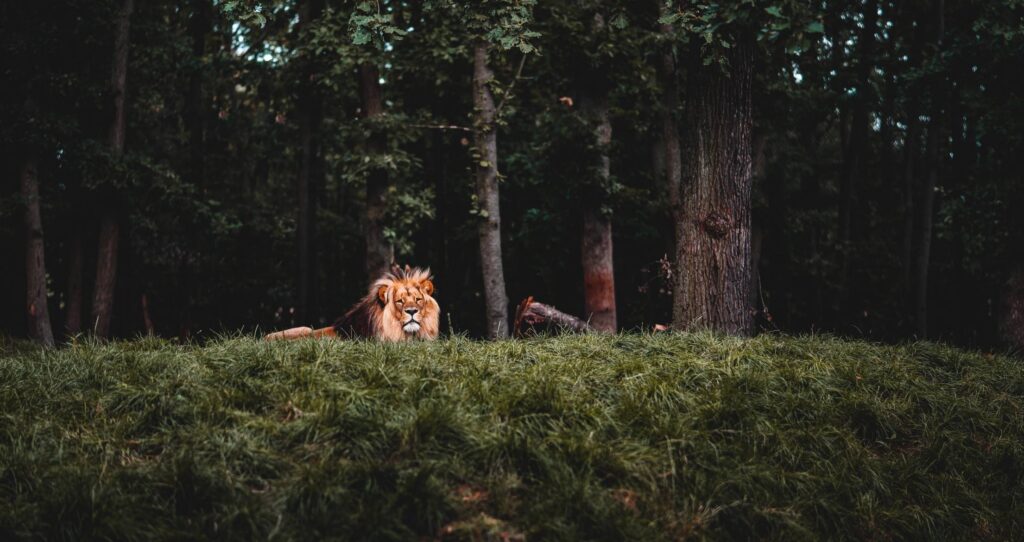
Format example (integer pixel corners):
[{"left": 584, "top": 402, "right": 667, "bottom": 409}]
[
  {"left": 21, "top": 151, "right": 55, "bottom": 347},
  {"left": 578, "top": 12, "right": 616, "bottom": 332},
  {"left": 296, "top": 0, "right": 325, "bottom": 322},
  {"left": 472, "top": 40, "right": 509, "bottom": 338},
  {"left": 360, "top": 61, "right": 394, "bottom": 281},
  {"left": 90, "top": 0, "right": 134, "bottom": 338}
]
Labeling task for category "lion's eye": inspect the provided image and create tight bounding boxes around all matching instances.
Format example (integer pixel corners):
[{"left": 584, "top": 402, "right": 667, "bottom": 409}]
[
  {"left": 396, "top": 300, "right": 404, "bottom": 306},
  {"left": 416, "top": 298, "right": 423, "bottom": 303}
]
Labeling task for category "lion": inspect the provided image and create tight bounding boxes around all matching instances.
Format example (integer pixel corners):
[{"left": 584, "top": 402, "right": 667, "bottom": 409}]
[{"left": 265, "top": 264, "right": 440, "bottom": 342}]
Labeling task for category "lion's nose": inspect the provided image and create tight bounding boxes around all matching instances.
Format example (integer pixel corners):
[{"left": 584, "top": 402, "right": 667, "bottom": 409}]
[{"left": 405, "top": 308, "right": 418, "bottom": 316}]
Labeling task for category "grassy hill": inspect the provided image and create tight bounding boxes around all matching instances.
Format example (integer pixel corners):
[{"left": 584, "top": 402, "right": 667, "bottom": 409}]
[{"left": 1, "top": 333, "right": 1021, "bottom": 540}]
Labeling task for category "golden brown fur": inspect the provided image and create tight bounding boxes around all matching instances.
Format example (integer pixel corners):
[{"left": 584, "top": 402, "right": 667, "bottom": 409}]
[{"left": 265, "top": 265, "right": 440, "bottom": 342}]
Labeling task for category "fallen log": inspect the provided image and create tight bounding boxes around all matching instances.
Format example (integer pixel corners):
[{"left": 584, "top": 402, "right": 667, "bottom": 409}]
[{"left": 514, "top": 296, "right": 593, "bottom": 337}]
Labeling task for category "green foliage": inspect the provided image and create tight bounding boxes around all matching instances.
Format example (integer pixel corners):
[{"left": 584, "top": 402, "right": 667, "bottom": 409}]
[
  {"left": 350, "top": 1, "right": 408, "bottom": 48},
  {"left": 659, "top": 0, "right": 825, "bottom": 62},
  {"left": 1, "top": 333, "right": 1022, "bottom": 539},
  {"left": 429, "top": 0, "right": 541, "bottom": 53}
]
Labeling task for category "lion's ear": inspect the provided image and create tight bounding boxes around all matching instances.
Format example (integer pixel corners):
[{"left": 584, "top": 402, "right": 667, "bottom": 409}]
[
  {"left": 421, "top": 280, "right": 434, "bottom": 296},
  {"left": 377, "top": 285, "right": 389, "bottom": 304}
]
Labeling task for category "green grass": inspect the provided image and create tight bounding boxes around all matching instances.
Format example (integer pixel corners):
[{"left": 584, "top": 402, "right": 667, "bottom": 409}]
[{"left": 1, "top": 333, "right": 1022, "bottom": 541}]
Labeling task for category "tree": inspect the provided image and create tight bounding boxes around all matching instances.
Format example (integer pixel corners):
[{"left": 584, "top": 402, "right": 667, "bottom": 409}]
[
  {"left": 472, "top": 40, "right": 510, "bottom": 338},
  {"left": 20, "top": 149, "right": 55, "bottom": 347},
  {"left": 91, "top": 0, "right": 134, "bottom": 338},
  {"left": 360, "top": 61, "right": 394, "bottom": 281},
  {"left": 295, "top": 0, "right": 325, "bottom": 322},
  {"left": 577, "top": 11, "right": 617, "bottom": 333},
  {"left": 674, "top": 36, "right": 757, "bottom": 335},
  {"left": 429, "top": 0, "right": 538, "bottom": 339}
]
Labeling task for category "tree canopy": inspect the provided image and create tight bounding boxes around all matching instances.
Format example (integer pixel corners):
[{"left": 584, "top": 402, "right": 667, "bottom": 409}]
[{"left": 2, "top": 0, "right": 1023, "bottom": 347}]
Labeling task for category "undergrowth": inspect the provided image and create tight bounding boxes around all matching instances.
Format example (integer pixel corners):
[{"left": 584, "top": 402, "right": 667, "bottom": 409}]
[{"left": 1, "top": 333, "right": 1021, "bottom": 540}]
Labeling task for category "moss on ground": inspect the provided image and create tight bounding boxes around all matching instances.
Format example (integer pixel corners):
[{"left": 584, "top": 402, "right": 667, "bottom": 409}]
[{"left": 1, "top": 333, "right": 1022, "bottom": 540}]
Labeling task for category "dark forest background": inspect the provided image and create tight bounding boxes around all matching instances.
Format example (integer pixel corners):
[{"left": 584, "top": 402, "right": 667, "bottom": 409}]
[{"left": 2, "top": 0, "right": 1023, "bottom": 348}]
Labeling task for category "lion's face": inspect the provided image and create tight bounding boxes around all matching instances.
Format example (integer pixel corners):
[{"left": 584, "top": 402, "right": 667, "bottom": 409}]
[{"left": 377, "top": 274, "right": 440, "bottom": 341}]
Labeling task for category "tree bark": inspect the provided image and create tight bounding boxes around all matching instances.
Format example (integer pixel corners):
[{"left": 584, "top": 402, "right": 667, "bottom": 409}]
[
  {"left": 674, "top": 37, "right": 756, "bottom": 336},
  {"left": 1000, "top": 268, "right": 1024, "bottom": 352},
  {"left": 21, "top": 154, "right": 55, "bottom": 347},
  {"left": 91, "top": 0, "right": 133, "bottom": 338},
  {"left": 578, "top": 13, "right": 616, "bottom": 333},
  {"left": 295, "top": 0, "right": 324, "bottom": 322},
  {"left": 472, "top": 41, "right": 509, "bottom": 339},
  {"left": 360, "top": 62, "right": 394, "bottom": 282},
  {"left": 514, "top": 296, "right": 593, "bottom": 337}
]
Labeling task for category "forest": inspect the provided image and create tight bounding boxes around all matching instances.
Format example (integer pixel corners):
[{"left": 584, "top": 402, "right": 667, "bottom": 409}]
[{"left": 3, "top": 0, "right": 1024, "bottom": 348}]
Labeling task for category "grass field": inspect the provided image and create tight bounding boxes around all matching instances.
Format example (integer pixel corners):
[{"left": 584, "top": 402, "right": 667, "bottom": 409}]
[{"left": 1, "top": 333, "right": 1022, "bottom": 540}]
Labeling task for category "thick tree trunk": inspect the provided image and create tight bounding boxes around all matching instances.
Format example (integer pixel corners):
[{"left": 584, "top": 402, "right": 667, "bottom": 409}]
[
  {"left": 21, "top": 154, "right": 55, "bottom": 347},
  {"left": 578, "top": 14, "right": 616, "bottom": 333},
  {"left": 295, "top": 0, "right": 324, "bottom": 322},
  {"left": 91, "top": 0, "right": 133, "bottom": 338},
  {"left": 360, "top": 62, "right": 394, "bottom": 282},
  {"left": 674, "top": 38, "right": 756, "bottom": 336},
  {"left": 657, "top": 7, "right": 684, "bottom": 324},
  {"left": 472, "top": 41, "right": 509, "bottom": 339}
]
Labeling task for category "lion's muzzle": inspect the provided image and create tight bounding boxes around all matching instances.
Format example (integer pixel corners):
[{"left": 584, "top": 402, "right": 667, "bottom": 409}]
[{"left": 403, "top": 308, "right": 422, "bottom": 333}]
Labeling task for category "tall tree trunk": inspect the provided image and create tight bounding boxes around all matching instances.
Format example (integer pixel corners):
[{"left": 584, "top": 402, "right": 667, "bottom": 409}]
[
  {"left": 21, "top": 154, "right": 55, "bottom": 347},
  {"left": 656, "top": 6, "right": 684, "bottom": 322},
  {"left": 837, "top": 0, "right": 877, "bottom": 314},
  {"left": 915, "top": 0, "right": 945, "bottom": 338},
  {"left": 91, "top": 0, "right": 133, "bottom": 338},
  {"left": 360, "top": 62, "right": 394, "bottom": 282},
  {"left": 578, "top": 13, "right": 616, "bottom": 333},
  {"left": 674, "top": 37, "right": 756, "bottom": 336},
  {"left": 472, "top": 41, "right": 509, "bottom": 339},
  {"left": 295, "top": 0, "right": 324, "bottom": 322}
]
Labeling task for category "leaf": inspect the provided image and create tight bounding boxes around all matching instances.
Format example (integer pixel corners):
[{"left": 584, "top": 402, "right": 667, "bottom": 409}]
[
  {"left": 609, "top": 13, "right": 628, "bottom": 30},
  {"left": 805, "top": 21, "right": 824, "bottom": 34},
  {"left": 658, "top": 12, "right": 681, "bottom": 25},
  {"left": 765, "top": 6, "right": 784, "bottom": 18}
]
